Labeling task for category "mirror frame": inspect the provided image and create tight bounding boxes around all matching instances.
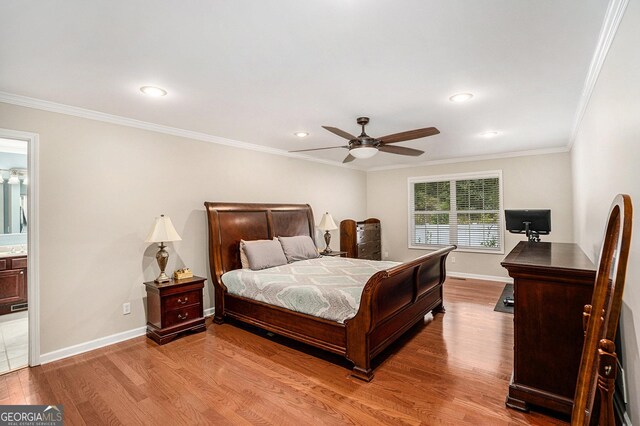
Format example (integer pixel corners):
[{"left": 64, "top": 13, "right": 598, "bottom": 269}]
[{"left": 572, "top": 194, "right": 632, "bottom": 425}]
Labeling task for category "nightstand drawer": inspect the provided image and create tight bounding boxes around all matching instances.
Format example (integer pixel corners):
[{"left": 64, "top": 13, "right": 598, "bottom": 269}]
[
  {"left": 163, "top": 290, "right": 200, "bottom": 310},
  {"left": 164, "top": 304, "right": 202, "bottom": 328}
]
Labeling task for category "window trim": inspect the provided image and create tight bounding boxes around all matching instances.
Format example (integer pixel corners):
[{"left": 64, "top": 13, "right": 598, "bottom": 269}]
[{"left": 407, "top": 170, "right": 505, "bottom": 255}]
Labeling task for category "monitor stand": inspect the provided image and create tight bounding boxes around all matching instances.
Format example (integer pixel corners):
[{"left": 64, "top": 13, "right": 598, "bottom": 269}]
[{"left": 523, "top": 222, "right": 541, "bottom": 242}]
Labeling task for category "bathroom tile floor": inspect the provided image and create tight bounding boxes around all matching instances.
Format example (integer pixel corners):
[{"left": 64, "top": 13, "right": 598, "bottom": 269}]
[{"left": 0, "top": 311, "right": 28, "bottom": 375}]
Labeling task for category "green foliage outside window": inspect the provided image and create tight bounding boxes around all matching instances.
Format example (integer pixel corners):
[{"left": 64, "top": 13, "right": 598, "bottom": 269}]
[{"left": 412, "top": 176, "right": 501, "bottom": 250}]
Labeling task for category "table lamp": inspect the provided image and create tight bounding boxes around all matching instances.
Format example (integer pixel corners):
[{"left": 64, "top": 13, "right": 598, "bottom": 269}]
[
  {"left": 146, "top": 214, "right": 182, "bottom": 282},
  {"left": 318, "top": 212, "right": 338, "bottom": 254}
]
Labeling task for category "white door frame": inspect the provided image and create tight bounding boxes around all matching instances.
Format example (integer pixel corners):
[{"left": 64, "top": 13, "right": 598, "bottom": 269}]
[{"left": 0, "top": 127, "right": 40, "bottom": 366}]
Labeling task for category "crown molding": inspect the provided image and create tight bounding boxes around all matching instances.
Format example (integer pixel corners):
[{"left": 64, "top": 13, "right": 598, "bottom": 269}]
[
  {"left": 367, "top": 146, "right": 570, "bottom": 172},
  {"left": 0, "top": 91, "right": 577, "bottom": 173},
  {"left": 0, "top": 91, "right": 365, "bottom": 171},
  {"left": 568, "top": 0, "right": 629, "bottom": 150}
]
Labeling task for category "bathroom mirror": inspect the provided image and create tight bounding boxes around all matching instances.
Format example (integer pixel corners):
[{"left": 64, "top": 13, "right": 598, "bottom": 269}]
[{"left": 0, "top": 139, "right": 28, "bottom": 237}]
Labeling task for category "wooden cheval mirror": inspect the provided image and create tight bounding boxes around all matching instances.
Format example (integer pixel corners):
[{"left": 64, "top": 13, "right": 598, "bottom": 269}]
[{"left": 572, "top": 194, "right": 633, "bottom": 425}]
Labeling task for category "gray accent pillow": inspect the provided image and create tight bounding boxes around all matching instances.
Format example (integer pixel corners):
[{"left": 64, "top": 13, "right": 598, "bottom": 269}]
[
  {"left": 243, "top": 239, "right": 288, "bottom": 270},
  {"left": 278, "top": 235, "right": 320, "bottom": 262},
  {"left": 240, "top": 239, "right": 276, "bottom": 269}
]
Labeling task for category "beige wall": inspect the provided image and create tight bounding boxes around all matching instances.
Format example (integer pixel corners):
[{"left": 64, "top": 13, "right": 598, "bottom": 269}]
[
  {"left": 366, "top": 152, "right": 574, "bottom": 278},
  {"left": 0, "top": 102, "right": 367, "bottom": 355},
  {"left": 571, "top": 2, "right": 640, "bottom": 422}
]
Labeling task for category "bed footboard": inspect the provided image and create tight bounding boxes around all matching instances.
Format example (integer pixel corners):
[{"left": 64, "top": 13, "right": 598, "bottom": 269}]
[{"left": 345, "top": 245, "right": 456, "bottom": 381}]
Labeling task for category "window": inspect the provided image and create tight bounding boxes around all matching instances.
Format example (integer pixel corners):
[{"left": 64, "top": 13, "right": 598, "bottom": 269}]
[{"left": 408, "top": 171, "right": 503, "bottom": 253}]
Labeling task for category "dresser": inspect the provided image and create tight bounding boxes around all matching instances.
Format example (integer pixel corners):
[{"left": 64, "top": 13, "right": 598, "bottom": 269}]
[
  {"left": 0, "top": 255, "right": 28, "bottom": 315},
  {"left": 501, "top": 242, "right": 596, "bottom": 415},
  {"left": 144, "top": 276, "right": 206, "bottom": 344},
  {"left": 340, "top": 218, "right": 381, "bottom": 260}
]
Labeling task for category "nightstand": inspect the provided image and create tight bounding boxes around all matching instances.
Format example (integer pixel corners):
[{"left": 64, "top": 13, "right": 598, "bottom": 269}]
[
  {"left": 144, "top": 276, "right": 206, "bottom": 344},
  {"left": 321, "top": 251, "right": 347, "bottom": 257}
]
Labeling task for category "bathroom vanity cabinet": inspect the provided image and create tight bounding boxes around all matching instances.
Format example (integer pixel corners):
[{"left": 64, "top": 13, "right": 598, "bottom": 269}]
[{"left": 0, "top": 255, "right": 27, "bottom": 315}]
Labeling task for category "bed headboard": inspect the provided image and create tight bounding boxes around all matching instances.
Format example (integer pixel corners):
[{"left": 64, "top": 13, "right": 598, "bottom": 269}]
[{"left": 204, "top": 202, "right": 316, "bottom": 279}]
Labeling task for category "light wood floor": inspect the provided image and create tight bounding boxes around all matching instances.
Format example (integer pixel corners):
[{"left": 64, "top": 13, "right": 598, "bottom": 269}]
[{"left": 0, "top": 278, "right": 568, "bottom": 425}]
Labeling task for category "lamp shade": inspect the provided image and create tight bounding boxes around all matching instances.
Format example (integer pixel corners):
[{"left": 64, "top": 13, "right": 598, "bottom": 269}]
[
  {"left": 145, "top": 215, "right": 182, "bottom": 243},
  {"left": 318, "top": 212, "right": 338, "bottom": 231}
]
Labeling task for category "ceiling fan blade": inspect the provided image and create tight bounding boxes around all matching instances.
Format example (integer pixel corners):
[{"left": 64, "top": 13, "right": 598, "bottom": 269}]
[
  {"left": 378, "top": 127, "right": 440, "bottom": 144},
  {"left": 289, "top": 145, "right": 348, "bottom": 153},
  {"left": 378, "top": 145, "right": 424, "bottom": 157},
  {"left": 322, "top": 126, "right": 357, "bottom": 140},
  {"left": 343, "top": 153, "right": 356, "bottom": 163}
]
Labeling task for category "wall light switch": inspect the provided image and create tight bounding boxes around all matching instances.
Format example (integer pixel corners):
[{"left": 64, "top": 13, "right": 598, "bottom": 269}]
[
  {"left": 451, "top": 257, "right": 456, "bottom": 263},
  {"left": 122, "top": 302, "right": 131, "bottom": 315}
]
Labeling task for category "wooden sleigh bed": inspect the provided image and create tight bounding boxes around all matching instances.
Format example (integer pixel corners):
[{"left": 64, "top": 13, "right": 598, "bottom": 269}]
[{"left": 205, "top": 202, "right": 455, "bottom": 381}]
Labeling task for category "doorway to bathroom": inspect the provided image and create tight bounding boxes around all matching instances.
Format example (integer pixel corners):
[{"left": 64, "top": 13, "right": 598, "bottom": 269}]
[{"left": 0, "top": 136, "right": 28, "bottom": 374}]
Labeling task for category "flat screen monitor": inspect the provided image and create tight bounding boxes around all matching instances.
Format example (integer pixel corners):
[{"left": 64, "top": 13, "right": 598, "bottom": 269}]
[{"left": 505, "top": 209, "right": 551, "bottom": 242}]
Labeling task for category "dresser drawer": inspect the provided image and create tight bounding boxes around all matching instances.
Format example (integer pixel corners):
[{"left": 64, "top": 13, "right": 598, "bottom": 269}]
[
  {"left": 163, "top": 290, "right": 200, "bottom": 311},
  {"left": 356, "top": 223, "right": 380, "bottom": 231},
  {"left": 0, "top": 259, "right": 7, "bottom": 271},
  {"left": 358, "top": 241, "right": 381, "bottom": 258},
  {"left": 163, "top": 304, "right": 202, "bottom": 328},
  {"left": 357, "top": 229, "right": 381, "bottom": 244}
]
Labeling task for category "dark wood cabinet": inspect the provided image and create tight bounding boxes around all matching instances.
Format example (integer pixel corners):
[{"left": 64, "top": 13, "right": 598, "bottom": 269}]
[
  {"left": 144, "top": 276, "right": 206, "bottom": 345},
  {"left": 501, "top": 242, "right": 596, "bottom": 415},
  {"left": 340, "top": 218, "right": 381, "bottom": 260},
  {"left": 0, "top": 255, "right": 28, "bottom": 315}
]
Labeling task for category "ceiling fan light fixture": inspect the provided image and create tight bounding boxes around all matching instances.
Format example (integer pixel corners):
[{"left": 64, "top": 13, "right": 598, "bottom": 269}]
[
  {"left": 294, "top": 132, "right": 309, "bottom": 137},
  {"left": 449, "top": 93, "right": 474, "bottom": 103},
  {"left": 350, "top": 146, "right": 378, "bottom": 159}
]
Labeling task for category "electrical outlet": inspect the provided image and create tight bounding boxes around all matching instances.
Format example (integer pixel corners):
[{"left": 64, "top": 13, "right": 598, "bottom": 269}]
[
  {"left": 384, "top": 251, "right": 389, "bottom": 259},
  {"left": 122, "top": 302, "right": 131, "bottom": 315},
  {"left": 451, "top": 256, "right": 456, "bottom": 263}
]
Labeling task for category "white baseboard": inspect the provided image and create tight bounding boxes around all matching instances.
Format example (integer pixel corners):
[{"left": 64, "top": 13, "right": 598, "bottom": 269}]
[
  {"left": 39, "top": 326, "right": 147, "bottom": 364},
  {"left": 40, "top": 307, "right": 217, "bottom": 365},
  {"left": 447, "top": 271, "right": 513, "bottom": 284}
]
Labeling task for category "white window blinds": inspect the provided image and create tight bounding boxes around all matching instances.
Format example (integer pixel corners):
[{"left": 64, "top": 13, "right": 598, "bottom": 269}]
[{"left": 409, "top": 172, "right": 503, "bottom": 253}]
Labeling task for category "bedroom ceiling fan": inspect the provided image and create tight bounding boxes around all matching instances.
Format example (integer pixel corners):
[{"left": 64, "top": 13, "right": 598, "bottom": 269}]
[{"left": 290, "top": 117, "right": 440, "bottom": 163}]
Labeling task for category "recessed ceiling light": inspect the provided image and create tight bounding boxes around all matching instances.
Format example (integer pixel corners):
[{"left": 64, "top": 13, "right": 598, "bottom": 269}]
[
  {"left": 481, "top": 131, "right": 499, "bottom": 138},
  {"left": 140, "top": 86, "right": 167, "bottom": 97},
  {"left": 449, "top": 93, "right": 474, "bottom": 103},
  {"left": 294, "top": 132, "right": 309, "bottom": 138}
]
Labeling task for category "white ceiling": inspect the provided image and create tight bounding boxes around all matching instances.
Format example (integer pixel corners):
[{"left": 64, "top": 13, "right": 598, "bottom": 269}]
[{"left": 0, "top": 1, "right": 608, "bottom": 169}]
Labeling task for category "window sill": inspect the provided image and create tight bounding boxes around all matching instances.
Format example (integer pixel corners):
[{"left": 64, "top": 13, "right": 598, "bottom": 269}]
[{"left": 408, "top": 245, "right": 505, "bottom": 255}]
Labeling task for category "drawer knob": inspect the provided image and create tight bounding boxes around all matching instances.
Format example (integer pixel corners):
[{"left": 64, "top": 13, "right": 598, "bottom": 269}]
[
  {"left": 177, "top": 297, "right": 188, "bottom": 304},
  {"left": 20, "top": 271, "right": 24, "bottom": 275},
  {"left": 178, "top": 312, "right": 189, "bottom": 320}
]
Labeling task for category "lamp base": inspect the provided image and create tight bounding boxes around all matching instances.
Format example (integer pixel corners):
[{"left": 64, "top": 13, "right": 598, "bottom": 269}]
[
  {"left": 154, "top": 242, "right": 171, "bottom": 283},
  {"left": 321, "top": 230, "right": 333, "bottom": 254},
  {"left": 155, "top": 271, "right": 171, "bottom": 283}
]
